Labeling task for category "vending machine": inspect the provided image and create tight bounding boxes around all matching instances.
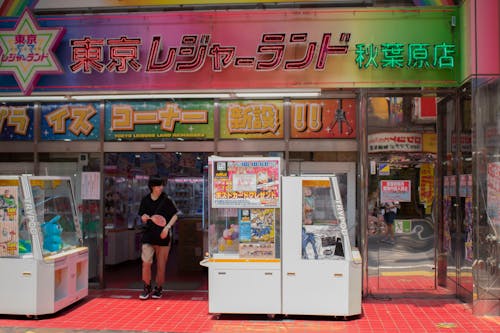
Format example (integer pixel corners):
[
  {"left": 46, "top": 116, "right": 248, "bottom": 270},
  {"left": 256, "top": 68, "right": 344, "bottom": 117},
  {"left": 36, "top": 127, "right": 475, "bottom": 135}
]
[
  {"left": 201, "top": 156, "right": 282, "bottom": 317},
  {"left": 281, "top": 175, "right": 362, "bottom": 317},
  {"left": 0, "top": 175, "right": 88, "bottom": 316}
]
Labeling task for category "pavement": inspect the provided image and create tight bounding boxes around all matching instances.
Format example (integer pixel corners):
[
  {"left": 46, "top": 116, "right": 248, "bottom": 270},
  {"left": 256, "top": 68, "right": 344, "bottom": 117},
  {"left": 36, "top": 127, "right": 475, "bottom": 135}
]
[{"left": 0, "top": 288, "right": 499, "bottom": 333}]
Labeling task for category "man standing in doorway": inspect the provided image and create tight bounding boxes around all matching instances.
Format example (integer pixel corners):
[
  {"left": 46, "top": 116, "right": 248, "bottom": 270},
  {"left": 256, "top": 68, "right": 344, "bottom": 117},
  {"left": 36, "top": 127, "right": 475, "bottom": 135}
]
[
  {"left": 382, "top": 201, "right": 399, "bottom": 244},
  {"left": 138, "top": 175, "right": 178, "bottom": 300}
]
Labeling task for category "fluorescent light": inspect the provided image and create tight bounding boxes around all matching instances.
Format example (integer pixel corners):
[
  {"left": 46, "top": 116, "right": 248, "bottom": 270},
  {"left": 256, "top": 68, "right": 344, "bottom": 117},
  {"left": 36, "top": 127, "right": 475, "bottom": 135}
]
[
  {"left": 235, "top": 92, "right": 321, "bottom": 98},
  {"left": 71, "top": 93, "right": 231, "bottom": 101},
  {"left": 1, "top": 90, "right": 321, "bottom": 102},
  {"left": 233, "top": 89, "right": 321, "bottom": 98},
  {"left": 1, "top": 96, "right": 68, "bottom": 102}
]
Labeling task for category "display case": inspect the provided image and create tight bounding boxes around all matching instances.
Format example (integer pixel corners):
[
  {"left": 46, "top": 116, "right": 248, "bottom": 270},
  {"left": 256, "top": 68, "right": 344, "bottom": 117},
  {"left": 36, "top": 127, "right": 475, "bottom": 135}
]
[
  {"left": 0, "top": 175, "right": 88, "bottom": 316},
  {"left": 165, "top": 177, "right": 204, "bottom": 217},
  {"left": 281, "top": 175, "right": 362, "bottom": 317},
  {"left": 201, "top": 156, "right": 282, "bottom": 316}
]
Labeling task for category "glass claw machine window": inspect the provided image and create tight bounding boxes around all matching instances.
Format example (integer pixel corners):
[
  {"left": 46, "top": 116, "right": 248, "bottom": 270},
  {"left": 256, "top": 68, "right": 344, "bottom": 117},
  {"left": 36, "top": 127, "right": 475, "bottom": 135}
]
[
  {"left": 0, "top": 175, "right": 88, "bottom": 316},
  {"left": 282, "top": 175, "right": 362, "bottom": 317},
  {"left": 201, "top": 156, "right": 282, "bottom": 316}
]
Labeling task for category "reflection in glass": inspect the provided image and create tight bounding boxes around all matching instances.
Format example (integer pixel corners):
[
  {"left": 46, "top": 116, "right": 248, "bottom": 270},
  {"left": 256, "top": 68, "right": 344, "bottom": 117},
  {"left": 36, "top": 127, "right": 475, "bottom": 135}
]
[{"left": 301, "top": 177, "right": 346, "bottom": 261}]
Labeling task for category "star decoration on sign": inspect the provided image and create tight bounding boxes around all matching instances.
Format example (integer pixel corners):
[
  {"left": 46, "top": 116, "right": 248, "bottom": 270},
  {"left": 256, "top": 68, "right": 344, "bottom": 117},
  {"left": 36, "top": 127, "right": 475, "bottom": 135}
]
[{"left": 0, "top": 9, "right": 64, "bottom": 95}]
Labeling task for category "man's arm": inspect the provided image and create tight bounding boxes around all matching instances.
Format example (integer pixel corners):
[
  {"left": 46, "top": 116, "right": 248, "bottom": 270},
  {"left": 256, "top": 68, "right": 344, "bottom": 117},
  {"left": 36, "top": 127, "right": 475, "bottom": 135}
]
[{"left": 160, "top": 214, "right": 178, "bottom": 239}]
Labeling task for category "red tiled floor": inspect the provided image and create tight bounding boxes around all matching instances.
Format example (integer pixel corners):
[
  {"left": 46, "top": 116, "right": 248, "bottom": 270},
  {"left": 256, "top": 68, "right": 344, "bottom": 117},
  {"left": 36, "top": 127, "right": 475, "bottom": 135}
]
[{"left": 0, "top": 289, "right": 498, "bottom": 333}]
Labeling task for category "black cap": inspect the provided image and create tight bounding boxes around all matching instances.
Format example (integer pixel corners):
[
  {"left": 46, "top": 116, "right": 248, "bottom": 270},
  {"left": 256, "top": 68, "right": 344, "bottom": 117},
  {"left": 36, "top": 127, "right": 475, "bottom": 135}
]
[{"left": 148, "top": 175, "right": 164, "bottom": 188}]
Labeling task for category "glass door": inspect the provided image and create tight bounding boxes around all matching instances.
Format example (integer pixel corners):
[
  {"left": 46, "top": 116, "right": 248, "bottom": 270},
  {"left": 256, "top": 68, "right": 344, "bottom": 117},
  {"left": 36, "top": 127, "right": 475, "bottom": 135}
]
[{"left": 365, "top": 94, "right": 445, "bottom": 298}]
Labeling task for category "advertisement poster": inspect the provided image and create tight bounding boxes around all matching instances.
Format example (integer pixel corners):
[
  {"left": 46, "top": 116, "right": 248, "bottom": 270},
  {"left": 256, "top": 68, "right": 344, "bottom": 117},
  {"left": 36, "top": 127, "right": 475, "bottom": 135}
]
[
  {"left": 395, "top": 219, "right": 412, "bottom": 234},
  {"left": 212, "top": 158, "right": 280, "bottom": 208},
  {"left": 380, "top": 180, "right": 411, "bottom": 203},
  {"left": 290, "top": 99, "right": 356, "bottom": 139},
  {"left": 464, "top": 196, "right": 473, "bottom": 263},
  {"left": 487, "top": 162, "right": 500, "bottom": 227},
  {"left": 419, "top": 163, "right": 434, "bottom": 214},
  {"left": 238, "top": 209, "right": 252, "bottom": 242},
  {"left": 389, "top": 97, "right": 404, "bottom": 125},
  {"left": 81, "top": 172, "right": 100, "bottom": 200},
  {"left": 238, "top": 208, "right": 275, "bottom": 258},
  {"left": 0, "top": 186, "right": 19, "bottom": 256},
  {"left": 443, "top": 176, "right": 452, "bottom": 253},
  {"left": 368, "top": 132, "right": 423, "bottom": 153},
  {"left": 378, "top": 163, "right": 390, "bottom": 176}
]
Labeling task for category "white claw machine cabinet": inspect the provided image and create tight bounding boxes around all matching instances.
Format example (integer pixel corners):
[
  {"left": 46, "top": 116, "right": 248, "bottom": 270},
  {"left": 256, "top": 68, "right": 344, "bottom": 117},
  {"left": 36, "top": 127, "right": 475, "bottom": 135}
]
[
  {"left": 282, "top": 175, "right": 362, "bottom": 317},
  {"left": 201, "top": 156, "right": 282, "bottom": 317},
  {"left": 0, "top": 175, "right": 88, "bottom": 316}
]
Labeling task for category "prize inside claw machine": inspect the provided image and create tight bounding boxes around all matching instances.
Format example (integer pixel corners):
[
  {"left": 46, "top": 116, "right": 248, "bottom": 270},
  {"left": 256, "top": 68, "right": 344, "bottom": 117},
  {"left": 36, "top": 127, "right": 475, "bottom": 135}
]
[
  {"left": 201, "top": 156, "right": 282, "bottom": 317},
  {"left": 0, "top": 175, "right": 88, "bottom": 316}
]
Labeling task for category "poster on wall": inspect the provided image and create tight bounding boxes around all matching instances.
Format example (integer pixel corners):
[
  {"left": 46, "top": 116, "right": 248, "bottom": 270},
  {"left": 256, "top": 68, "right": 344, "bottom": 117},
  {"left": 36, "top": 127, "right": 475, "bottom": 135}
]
[
  {"left": 219, "top": 100, "right": 284, "bottom": 139},
  {"left": 443, "top": 176, "right": 452, "bottom": 253},
  {"left": 0, "top": 104, "right": 34, "bottom": 141},
  {"left": 389, "top": 97, "right": 404, "bottom": 125},
  {"left": 487, "top": 162, "right": 500, "bottom": 227},
  {"left": 0, "top": 186, "right": 19, "bottom": 257},
  {"left": 211, "top": 157, "right": 281, "bottom": 208},
  {"left": 464, "top": 195, "right": 473, "bottom": 262},
  {"left": 380, "top": 180, "right": 411, "bottom": 203},
  {"left": 419, "top": 163, "right": 434, "bottom": 214},
  {"left": 412, "top": 96, "right": 437, "bottom": 124},
  {"left": 290, "top": 99, "right": 356, "bottom": 138}
]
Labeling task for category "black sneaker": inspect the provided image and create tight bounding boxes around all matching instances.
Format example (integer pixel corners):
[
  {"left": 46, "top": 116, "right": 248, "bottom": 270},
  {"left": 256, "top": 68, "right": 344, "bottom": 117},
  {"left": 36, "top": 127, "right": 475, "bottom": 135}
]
[
  {"left": 151, "top": 286, "right": 163, "bottom": 299},
  {"left": 139, "top": 284, "right": 152, "bottom": 300}
]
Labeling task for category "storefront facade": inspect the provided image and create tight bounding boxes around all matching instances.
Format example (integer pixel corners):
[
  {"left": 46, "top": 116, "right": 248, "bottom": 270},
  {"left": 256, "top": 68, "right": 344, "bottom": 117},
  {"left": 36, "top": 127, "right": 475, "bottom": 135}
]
[{"left": 0, "top": 0, "right": 498, "bottom": 315}]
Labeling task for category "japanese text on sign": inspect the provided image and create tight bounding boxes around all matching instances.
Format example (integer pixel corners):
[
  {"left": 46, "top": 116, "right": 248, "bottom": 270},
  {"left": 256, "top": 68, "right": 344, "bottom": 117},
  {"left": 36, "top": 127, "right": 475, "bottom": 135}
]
[
  {"left": 69, "top": 32, "right": 351, "bottom": 74},
  {"left": 111, "top": 103, "right": 208, "bottom": 131},
  {"left": 227, "top": 103, "right": 279, "bottom": 134},
  {"left": 355, "top": 42, "right": 455, "bottom": 70},
  {"left": 368, "top": 132, "right": 422, "bottom": 153},
  {"left": 45, "top": 105, "right": 96, "bottom": 136},
  {"left": 212, "top": 158, "right": 281, "bottom": 208},
  {"left": 380, "top": 180, "right": 411, "bottom": 203},
  {"left": 0, "top": 106, "right": 30, "bottom": 135}
]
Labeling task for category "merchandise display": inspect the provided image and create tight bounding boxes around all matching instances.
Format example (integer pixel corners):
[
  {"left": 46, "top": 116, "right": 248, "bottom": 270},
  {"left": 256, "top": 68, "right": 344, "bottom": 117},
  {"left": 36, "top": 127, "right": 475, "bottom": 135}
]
[
  {"left": 201, "top": 156, "right": 282, "bottom": 316},
  {"left": 0, "top": 175, "right": 88, "bottom": 316},
  {"left": 202, "top": 157, "right": 362, "bottom": 317}
]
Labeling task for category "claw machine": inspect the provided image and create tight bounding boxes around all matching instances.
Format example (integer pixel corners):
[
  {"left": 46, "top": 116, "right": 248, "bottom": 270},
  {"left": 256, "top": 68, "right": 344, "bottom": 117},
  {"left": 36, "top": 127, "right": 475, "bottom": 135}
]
[
  {"left": 201, "top": 156, "right": 282, "bottom": 316},
  {"left": 0, "top": 175, "right": 88, "bottom": 316},
  {"left": 282, "top": 175, "right": 362, "bottom": 317}
]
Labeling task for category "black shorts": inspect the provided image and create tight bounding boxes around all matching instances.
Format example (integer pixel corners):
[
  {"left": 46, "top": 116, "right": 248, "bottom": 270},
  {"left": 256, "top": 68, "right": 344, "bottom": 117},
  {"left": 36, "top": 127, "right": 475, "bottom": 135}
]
[{"left": 384, "top": 211, "right": 396, "bottom": 225}]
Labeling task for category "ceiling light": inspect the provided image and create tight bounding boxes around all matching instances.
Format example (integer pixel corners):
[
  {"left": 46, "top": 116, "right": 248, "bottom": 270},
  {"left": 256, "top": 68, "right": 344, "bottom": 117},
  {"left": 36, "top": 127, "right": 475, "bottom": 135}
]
[
  {"left": 71, "top": 93, "right": 232, "bottom": 101},
  {"left": 234, "top": 89, "right": 321, "bottom": 98},
  {"left": 1, "top": 96, "right": 68, "bottom": 102}
]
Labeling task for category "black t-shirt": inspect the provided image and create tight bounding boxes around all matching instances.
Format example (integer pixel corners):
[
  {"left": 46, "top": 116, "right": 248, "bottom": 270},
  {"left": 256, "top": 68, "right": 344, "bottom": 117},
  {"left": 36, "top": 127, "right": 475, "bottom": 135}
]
[{"left": 138, "top": 192, "right": 178, "bottom": 246}]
